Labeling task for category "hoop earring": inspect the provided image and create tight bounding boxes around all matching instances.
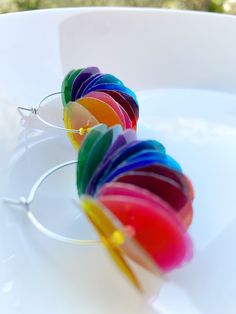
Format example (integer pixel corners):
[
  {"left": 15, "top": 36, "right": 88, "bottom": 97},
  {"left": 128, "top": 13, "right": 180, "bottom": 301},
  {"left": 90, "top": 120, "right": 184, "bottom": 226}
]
[
  {"left": 17, "top": 67, "right": 139, "bottom": 149},
  {"left": 4, "top": 123, "right": 194, "bottom": 293}
]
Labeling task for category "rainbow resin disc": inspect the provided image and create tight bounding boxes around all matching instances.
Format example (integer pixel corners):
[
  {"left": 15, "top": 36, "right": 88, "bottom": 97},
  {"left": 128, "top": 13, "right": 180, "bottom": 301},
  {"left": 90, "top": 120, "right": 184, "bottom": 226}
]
[
  {"left": 77, "top": 124, "right": 194, "bottom": 291},
  {"left": 61, "top": 67, "right": 139, "bottom": 149}
]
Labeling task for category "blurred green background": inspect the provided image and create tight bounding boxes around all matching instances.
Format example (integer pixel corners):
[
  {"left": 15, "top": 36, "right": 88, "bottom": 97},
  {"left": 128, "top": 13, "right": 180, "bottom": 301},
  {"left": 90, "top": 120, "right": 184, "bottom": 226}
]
[{"left": 1, "top": 0, "right": 236, "bottom": 14}]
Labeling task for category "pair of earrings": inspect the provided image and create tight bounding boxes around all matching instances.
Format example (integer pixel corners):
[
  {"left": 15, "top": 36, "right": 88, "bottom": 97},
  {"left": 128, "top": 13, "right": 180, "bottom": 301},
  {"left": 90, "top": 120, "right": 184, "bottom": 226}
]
[{"left": 4, "top": 67, "right": 194, "bottom": 294}]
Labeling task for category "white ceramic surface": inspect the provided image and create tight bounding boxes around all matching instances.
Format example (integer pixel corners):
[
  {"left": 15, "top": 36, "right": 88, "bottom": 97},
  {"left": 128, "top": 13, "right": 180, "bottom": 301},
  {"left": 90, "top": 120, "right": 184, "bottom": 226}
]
[{"left": 1, "top": 7, "right": 236, "bottom": 314}]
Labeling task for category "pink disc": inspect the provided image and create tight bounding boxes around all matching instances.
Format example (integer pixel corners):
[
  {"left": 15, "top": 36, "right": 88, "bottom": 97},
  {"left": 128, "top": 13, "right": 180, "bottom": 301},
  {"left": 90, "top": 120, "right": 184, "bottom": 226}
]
[
  {"left": 119, "top": 105, "right": 133, "bottom": 129},
  {"left": 98, "top": 181, "right": 193, "bottom": 229},
  {"left": 98, "top": 181, "right": 178, "bottom": 222}
]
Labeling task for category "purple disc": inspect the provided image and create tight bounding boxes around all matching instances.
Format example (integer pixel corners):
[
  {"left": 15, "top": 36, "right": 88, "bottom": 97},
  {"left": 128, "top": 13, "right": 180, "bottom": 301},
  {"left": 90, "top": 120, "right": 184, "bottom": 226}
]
[
  {"left": 86, "top": 130, "right": 137, "bottom": 195},
  {"left": 77, "top": 73, "right": 102, "bottom": 99},
  {"left": 71, "top": 67, "right": 100, "bottom": 101},
  {"left": 114, "top": 171, "right": 188, "bottom": 213}
]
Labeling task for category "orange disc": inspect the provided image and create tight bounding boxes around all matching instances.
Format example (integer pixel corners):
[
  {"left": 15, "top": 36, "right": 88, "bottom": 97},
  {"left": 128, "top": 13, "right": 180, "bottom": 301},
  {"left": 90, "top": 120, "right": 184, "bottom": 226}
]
[{"left": 77, "top": 97, "right": 123, "bottom": 128}]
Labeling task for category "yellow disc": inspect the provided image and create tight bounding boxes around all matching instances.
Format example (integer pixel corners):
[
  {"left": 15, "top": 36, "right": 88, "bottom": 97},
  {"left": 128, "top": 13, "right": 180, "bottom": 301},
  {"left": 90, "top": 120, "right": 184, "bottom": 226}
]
[
  {"left": 80, "top": 196, "right": 142, "bottom": 291},
  {"left": 64, "top": 101, "right": 99, "bottom": 149}
]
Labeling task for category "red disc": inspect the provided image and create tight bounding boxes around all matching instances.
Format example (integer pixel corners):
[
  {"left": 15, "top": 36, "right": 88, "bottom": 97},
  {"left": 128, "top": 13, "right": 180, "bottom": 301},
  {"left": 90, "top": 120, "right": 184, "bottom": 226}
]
[{"left": 98, "top": 194, "right": 192, "bottom": 272}]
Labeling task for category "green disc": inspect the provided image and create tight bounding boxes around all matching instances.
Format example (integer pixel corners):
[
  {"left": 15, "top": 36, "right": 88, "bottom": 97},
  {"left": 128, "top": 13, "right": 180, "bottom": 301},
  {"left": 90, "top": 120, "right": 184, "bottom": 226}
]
[
  {"left": 77, "top": 124, "right": 108, "bottom": 195},
  {"left": 61, "top": 68, "right": 83, "bottom": 106},
  {"left": 80, "top": 125, "right": 122, "bottom": 195}
]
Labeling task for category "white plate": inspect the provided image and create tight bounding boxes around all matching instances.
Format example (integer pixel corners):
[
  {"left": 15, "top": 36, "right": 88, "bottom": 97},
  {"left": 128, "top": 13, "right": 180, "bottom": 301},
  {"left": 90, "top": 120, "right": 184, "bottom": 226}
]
[{"left": 1, "top": 7, "right": 236, "bottom": 314}]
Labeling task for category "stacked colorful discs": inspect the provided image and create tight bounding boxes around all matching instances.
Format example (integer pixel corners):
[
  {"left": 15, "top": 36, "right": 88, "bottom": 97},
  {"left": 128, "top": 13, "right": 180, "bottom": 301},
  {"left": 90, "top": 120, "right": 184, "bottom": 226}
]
[
  {"left": 78, "top": 124, "right": 194, "bottom": 291},
  {"left": 61, "top": 67, "right": 139, "bottom": 149}
]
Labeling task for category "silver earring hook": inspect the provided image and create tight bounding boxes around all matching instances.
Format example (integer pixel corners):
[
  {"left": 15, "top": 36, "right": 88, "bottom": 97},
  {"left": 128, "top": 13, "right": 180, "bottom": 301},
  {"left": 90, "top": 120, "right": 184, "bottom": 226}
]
[
  {"left": 17, "top": 91, "right": 90, "bottom": 135},
  {"left": 3, "top": 160, "right": 99, "bottom": 246},
  {"left": 17, "top": 91, "right": 63, "bottom": 115}
]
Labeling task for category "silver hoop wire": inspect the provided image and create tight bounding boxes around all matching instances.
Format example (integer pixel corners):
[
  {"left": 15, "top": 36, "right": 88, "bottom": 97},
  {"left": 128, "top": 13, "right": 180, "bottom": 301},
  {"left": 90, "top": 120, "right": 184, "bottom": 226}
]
[
  {"left": 17, "top": 91, "right": 90, "bottom": 135},
  {"left": 3, "top": 160, "right": 99, "bottom": 246}
]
